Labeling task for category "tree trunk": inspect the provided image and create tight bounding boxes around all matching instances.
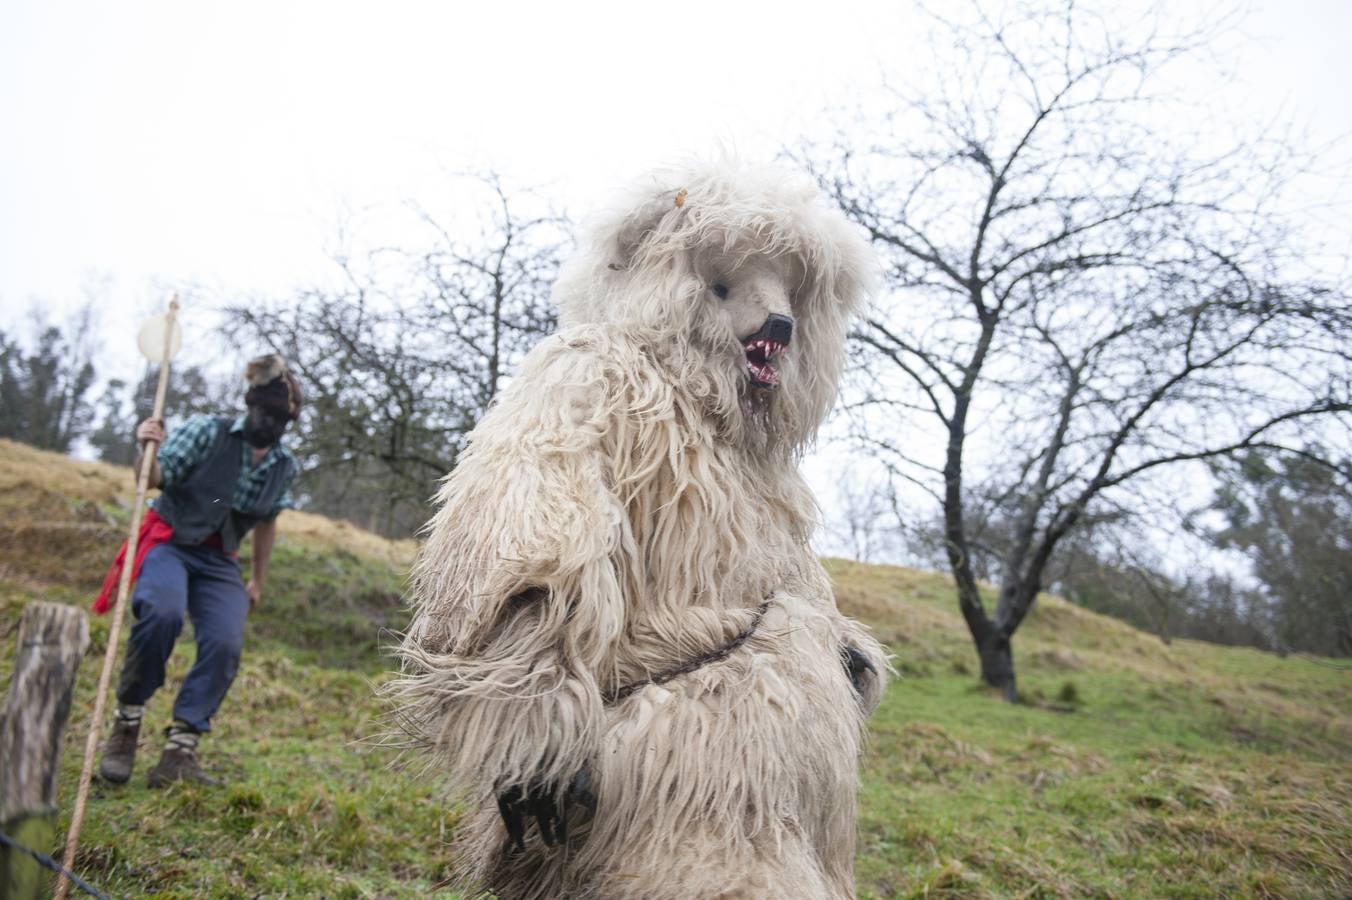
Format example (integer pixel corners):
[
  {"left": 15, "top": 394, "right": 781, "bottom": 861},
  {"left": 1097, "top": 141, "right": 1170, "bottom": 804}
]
[
  {"left": 978, "top": 576, "right": 1046, "bottom": 703},
  {"left": 975, "top": 626, "right": 1017, "bottom": 702},
  {"left": 0, "top": 601, "right": 90, "bottom": 899}
]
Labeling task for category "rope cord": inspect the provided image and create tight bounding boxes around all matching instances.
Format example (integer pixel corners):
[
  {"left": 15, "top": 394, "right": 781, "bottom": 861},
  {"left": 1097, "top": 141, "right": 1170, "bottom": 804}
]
[{"left": 604, "top": 599, "right": 772, "bottom": 704}]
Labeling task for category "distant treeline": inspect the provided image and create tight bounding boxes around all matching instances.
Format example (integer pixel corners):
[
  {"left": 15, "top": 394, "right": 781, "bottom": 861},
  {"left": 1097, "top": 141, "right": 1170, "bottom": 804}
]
[{"left": 4, "top": 303, "right": 1347, "bottom": 658}]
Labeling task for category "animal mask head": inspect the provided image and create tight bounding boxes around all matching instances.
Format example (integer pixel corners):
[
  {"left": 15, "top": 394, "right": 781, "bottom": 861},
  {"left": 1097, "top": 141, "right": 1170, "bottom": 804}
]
[{"left": 553, "top": 162, "right": 876, "bottom": 454}]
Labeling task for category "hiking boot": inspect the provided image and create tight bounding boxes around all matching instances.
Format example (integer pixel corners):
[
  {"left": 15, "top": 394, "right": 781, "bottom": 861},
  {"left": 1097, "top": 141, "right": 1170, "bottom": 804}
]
[
  {"left": 98, "top": 718, "right": 141, "bottom": 784},
  {"left": 147, "top": 745, "right": 221, "bottom": 788}
]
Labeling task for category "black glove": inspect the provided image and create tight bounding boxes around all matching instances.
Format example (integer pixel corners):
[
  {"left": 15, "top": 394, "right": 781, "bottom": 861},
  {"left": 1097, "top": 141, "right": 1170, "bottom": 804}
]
[
  {"left": 840, "top": 644, "right": 877, "bottom": 698},
  {"left": 497, "top": 763, "right": 596, "bottom": 850}
]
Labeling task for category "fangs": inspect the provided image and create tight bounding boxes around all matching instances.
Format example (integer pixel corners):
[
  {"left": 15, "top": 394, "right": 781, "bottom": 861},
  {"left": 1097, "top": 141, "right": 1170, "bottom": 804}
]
[{"left": 743, "top": 338, "right": 785, "bottom": 388}]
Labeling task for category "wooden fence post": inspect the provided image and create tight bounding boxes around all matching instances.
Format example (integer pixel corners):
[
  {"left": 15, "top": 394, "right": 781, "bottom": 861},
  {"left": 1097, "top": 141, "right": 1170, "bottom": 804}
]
[{"left": 0, "top": 602, "right": 90, "bottom": 899}]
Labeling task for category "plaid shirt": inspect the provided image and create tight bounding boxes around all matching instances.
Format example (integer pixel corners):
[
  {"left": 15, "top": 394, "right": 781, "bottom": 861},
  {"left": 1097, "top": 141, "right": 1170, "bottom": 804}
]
[{"left": 157, "top": 415, "right": 297, "bottom": 519}]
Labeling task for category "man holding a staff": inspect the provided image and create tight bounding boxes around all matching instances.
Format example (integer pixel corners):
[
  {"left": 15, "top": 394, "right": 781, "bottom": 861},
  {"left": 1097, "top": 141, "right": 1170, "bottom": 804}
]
[{"left": 95, "top": 353, "right": 302, "bottom": 787}]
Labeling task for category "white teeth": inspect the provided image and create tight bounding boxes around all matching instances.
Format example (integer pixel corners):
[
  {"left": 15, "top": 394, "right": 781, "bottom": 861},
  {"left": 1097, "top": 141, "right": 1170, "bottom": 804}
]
[
  {"left": 742, "top": 337, "right": 785, "bottom": 386},
  {"left": 743, "top": 339, "right": 784, "bottom": 358},
  {"left": 746, "top": 359, "right": 780, "bottom": 385}
]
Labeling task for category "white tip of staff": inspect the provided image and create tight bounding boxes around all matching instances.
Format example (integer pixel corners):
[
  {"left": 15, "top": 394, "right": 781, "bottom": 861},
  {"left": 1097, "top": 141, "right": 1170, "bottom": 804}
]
[{"left": 136, "top": 309, "right": 183, "bottom": 362}]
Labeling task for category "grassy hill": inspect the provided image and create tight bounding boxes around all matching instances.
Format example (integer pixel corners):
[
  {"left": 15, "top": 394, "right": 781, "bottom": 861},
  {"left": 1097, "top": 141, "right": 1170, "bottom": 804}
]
[{"left": 1, "top": 438, "right": 1348, "bottom": 898}]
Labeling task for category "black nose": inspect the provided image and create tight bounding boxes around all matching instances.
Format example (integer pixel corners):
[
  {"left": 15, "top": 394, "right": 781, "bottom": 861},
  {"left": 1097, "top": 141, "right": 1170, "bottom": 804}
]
[{"left": 760, "top": 314, "right": 794, "bottom": 345}]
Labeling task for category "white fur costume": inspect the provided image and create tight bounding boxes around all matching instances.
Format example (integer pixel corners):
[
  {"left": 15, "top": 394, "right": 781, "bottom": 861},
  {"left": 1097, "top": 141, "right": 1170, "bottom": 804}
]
[{"left": 391, "top": 162, "right": 888, "bottom": 899}]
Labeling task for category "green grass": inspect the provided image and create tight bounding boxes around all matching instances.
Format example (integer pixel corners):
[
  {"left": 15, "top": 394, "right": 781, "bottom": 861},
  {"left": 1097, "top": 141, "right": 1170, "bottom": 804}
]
[
  {"left": 1, "top": 575, "right": 459, "bottom": 897},
  {"left": 827, "top": 558, "right": 1352, "bottom": 898},
  {"left": 1, "top": 441, "right": 1349, "bottom": 897}
]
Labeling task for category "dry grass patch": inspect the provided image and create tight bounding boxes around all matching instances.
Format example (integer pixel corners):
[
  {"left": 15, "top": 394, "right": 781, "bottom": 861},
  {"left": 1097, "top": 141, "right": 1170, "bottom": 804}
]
[{"left": 0, "top": 440, "right": 414, "bottom": 588}]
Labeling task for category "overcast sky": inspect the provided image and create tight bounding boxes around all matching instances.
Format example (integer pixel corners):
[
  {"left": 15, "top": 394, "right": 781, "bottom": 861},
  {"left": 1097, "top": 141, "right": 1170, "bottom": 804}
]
[
  {"left": 3, "top": 1, "right": 1348, "bottom": 325},
  {"left": 0, "top": 2, "right": 921, "bottom": 320},
  {"left": 2, "top": 1, "right": 1349, "bottom": 552}
]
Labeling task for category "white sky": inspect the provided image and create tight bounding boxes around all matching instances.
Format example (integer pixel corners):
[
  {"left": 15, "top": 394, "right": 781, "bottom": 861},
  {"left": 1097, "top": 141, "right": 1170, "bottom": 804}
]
[
  {"left": 2, "top": 0, "right": 1349, "bottom": 552},
  {"left": 0, "top": 1, "right": 924, "bottom": 320},
  {"left": 3, "top": 0, "right": 1347, "bottom": 323}
]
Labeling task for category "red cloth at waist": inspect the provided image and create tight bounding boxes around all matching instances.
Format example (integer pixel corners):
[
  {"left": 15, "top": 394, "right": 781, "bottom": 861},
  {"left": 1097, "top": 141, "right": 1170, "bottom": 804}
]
[
  {"left": 91, "top": 508, "right": 229, "bottom": 614},
  {"left": 93, "top": 508, "right": 173, "bottom": 614}
]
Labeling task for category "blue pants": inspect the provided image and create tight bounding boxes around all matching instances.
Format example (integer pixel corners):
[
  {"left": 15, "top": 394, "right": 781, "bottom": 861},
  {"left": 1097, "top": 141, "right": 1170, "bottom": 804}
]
[{"left": 116, "top": 543, "right": 250, "bottom": 733}]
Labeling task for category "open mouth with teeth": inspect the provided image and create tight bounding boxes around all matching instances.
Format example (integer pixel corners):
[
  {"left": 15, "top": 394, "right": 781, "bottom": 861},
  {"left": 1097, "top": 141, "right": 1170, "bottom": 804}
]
[{"left": 742, "top": 336, "right": 787, "bottom": 389}]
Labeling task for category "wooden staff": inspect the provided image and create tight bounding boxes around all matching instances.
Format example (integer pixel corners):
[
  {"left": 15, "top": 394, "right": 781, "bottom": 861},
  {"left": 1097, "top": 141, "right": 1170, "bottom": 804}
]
[{"left": 55, "top": 296, "right": 180, "bottom": 899}]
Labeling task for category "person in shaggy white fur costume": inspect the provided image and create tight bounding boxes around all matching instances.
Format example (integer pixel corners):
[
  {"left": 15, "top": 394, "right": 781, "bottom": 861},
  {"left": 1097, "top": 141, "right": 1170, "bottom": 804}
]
[{"left": 390, "top": 160, "right": 889, "bottom": 899}]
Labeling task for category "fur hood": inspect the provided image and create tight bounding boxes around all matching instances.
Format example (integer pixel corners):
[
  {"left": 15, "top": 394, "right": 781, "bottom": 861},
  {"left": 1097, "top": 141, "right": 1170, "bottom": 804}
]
[{"left": 552, "top": 160, "right": 876, "bottom": 454}]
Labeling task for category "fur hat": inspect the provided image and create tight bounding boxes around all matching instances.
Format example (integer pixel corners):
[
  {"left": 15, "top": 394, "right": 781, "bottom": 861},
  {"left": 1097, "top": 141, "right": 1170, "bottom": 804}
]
[{"left": 244, "top": 353, "right": 303, "bottom": 419}]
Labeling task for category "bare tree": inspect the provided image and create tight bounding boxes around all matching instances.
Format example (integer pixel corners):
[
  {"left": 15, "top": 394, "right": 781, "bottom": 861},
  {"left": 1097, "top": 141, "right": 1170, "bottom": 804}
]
[
  {"left": 1047, "top": 518, "right": 1206, "bottom": 647},
  {"left": 797, "top": 1, "right": 1352, "bottom": 699},
  {"left": 828, "top": 471, "right": 900, "bottom": 564},
  {"left": 226, "top": 174, "right": 569, "bottom": 537},
  {"left": 1055, "top": 536, "right": 1279, "bottom": 651}
]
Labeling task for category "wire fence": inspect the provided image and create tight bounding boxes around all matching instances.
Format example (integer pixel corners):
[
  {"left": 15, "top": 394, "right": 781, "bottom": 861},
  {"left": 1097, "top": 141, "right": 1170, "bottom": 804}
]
[{"left": 0, "top": 829, "right": 110, "bottom": 899}]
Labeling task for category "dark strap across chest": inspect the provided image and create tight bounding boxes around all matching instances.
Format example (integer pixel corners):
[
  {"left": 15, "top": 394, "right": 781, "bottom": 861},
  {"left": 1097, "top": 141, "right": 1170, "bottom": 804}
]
[{"left": 604, "top": 600, "right": 772, "bottom": 704}]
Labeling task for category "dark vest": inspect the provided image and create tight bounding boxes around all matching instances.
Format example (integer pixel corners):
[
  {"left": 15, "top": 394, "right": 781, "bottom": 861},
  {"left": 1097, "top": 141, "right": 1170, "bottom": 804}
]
[{"left": 153, "top": 417, "right": 291, "bottom": 553}]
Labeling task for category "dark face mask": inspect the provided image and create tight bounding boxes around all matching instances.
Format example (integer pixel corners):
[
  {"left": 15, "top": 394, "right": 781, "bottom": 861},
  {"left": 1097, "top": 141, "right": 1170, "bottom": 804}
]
[{"left": 243, "top": 405, "right": 288, "bottom": 448}]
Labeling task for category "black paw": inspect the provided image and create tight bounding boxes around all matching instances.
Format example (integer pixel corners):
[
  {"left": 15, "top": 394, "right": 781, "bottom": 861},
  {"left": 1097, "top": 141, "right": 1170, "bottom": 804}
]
[
  {"left": 841, "top": 644, "right": 877, "bottom": 697},
  {"left": 497, "top": 763, "right": 596, "bottom": 850},
  {"left": 565, "top": 762, "right": 597, "bottom": 814}
]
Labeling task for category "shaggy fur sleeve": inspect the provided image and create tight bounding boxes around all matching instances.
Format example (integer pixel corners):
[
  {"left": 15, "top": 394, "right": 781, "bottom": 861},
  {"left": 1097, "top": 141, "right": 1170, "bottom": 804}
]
[{"left": 391, "top": 334, "right": 625, "bottom": 796}]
